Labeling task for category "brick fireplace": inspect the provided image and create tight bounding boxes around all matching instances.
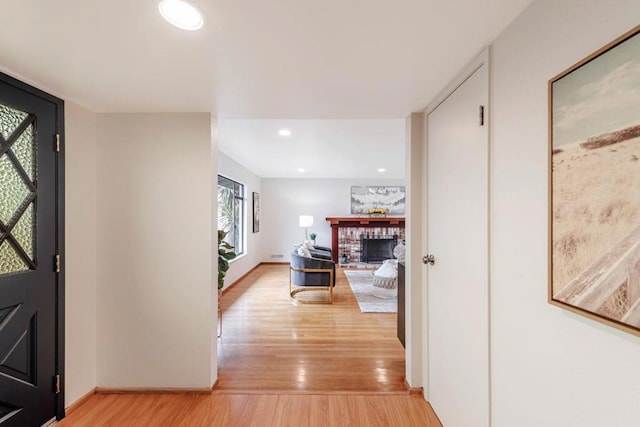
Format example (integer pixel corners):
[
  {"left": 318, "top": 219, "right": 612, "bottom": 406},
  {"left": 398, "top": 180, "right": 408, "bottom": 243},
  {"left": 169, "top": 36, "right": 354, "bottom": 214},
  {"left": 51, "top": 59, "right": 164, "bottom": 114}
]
[
  {"left": 325, "top": 217, "right": 405, "bottom": 264},
  {"left": 361, "top": 234, "right": 398, "bottom": 263}
]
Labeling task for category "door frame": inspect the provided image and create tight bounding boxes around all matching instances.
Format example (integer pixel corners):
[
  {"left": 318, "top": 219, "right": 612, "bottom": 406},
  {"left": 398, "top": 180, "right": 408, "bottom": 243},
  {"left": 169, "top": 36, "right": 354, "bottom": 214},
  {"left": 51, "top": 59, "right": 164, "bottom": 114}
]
[
  {"left": 422, "top": 47, "right": 491, "bottom": 421},
  {"left": 0, "top": 71, "right": 65, "bottom": 420}
]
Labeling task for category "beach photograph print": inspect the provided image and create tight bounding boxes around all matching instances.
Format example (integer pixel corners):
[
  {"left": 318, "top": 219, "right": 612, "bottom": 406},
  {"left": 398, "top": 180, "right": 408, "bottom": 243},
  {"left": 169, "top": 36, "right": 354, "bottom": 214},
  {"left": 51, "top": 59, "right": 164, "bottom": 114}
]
[{"left": 550, "top": 26, "right": 640, "bottom": 333}]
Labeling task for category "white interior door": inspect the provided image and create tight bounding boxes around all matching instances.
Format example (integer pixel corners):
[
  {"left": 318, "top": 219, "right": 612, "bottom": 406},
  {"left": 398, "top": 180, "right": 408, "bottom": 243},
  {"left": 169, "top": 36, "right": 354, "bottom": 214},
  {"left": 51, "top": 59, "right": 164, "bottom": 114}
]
[{"left": 426, "top": 59, "right": 489, "bottom": 427}]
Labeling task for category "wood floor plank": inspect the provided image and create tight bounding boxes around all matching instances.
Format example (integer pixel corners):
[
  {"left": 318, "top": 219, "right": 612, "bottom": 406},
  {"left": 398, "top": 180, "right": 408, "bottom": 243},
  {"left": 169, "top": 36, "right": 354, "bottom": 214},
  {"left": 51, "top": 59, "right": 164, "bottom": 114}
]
[
  {"left": 216, "top": 264, "right": 406, "bottom": 393},
  {"left": 58, "top": 394, "right": 442, "bottom": 426}
]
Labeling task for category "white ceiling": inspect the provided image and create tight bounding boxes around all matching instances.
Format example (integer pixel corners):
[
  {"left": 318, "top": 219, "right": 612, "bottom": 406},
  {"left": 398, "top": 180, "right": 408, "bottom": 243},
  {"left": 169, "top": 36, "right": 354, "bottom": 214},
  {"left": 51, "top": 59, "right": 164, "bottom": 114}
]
[
  {"left": 218, "top": 119, "right": 405, "bottom": 178},
  {"left": 0, "top": 0, "right": 533, "bottom": 177}
]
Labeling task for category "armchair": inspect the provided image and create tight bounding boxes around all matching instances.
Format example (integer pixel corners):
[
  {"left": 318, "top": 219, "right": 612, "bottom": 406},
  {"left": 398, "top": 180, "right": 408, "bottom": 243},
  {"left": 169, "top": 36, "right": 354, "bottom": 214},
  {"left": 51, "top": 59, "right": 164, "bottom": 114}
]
[
  {"left": 308, "top": 245, "right": 332, "bottom": 260},
  {"left": 290, "top": 251, "right": 336, "bottom": 304}
]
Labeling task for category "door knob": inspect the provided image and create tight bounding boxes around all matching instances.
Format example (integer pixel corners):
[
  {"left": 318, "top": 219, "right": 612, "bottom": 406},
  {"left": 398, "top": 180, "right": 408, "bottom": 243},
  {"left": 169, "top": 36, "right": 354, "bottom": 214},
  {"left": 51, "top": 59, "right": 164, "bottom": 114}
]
[{"left": 423, "top": 255, "right": 435, "bottom": 265}]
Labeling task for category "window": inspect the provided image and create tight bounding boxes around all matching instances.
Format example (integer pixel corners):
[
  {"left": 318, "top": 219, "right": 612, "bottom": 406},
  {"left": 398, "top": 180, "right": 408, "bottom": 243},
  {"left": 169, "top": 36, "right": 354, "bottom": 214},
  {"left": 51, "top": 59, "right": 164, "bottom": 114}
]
[{"left": 218, "top": 175, "right": 245, "bottom": 256}]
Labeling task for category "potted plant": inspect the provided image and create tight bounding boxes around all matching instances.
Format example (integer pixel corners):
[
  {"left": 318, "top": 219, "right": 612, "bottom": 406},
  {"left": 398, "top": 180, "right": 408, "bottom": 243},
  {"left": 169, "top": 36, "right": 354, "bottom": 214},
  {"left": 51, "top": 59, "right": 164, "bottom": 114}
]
[
  {"left": 218, "top": 230, "right": 236, "bottom": 336},
  {"left": 309, "top": 232, "right": 317, "bottom": 245},
  {"left": 218, "top": 230, "right": 237, "bottom": 289}
]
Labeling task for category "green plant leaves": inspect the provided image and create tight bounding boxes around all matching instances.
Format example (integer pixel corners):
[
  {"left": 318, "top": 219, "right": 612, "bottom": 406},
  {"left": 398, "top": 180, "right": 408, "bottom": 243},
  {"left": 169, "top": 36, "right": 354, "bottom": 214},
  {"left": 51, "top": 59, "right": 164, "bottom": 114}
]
[{"left": 217, "top": 229, "right": 236, "bottom": 289}]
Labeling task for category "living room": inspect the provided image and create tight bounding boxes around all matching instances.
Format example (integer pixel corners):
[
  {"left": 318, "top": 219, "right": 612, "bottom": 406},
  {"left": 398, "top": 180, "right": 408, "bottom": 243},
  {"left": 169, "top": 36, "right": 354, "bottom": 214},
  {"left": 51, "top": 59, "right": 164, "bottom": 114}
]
[
  {"left": 215, "top": 120, "right": 409, "bottom": 395},
  {"left": 217, "top": 119, "right": 406, "bottom": 289}
]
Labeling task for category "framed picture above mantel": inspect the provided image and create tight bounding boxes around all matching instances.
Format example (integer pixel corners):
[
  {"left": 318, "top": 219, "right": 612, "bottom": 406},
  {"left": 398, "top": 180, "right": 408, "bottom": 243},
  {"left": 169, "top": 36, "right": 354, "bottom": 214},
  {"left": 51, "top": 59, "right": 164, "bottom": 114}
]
[
  {"left": 350, "top": 186, "right": 405, "bottom": 215},
  {"left": 549, "top": 24, "right": 640, "bottom": 336}
]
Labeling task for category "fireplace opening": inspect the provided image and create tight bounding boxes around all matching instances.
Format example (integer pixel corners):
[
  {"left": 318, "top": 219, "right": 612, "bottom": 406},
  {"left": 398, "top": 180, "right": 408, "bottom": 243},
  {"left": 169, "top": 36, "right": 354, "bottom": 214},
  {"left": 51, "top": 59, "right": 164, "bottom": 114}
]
[{"left": 360, "top": 235, "right": 398, "bottom": 263}]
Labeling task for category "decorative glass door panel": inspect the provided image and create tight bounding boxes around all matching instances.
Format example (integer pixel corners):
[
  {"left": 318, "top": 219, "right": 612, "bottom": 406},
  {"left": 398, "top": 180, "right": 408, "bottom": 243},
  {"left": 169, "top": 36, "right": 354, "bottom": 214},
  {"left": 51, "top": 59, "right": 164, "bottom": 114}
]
[{"left": 0, "top": 104, "right": 36, "bottom": 275}]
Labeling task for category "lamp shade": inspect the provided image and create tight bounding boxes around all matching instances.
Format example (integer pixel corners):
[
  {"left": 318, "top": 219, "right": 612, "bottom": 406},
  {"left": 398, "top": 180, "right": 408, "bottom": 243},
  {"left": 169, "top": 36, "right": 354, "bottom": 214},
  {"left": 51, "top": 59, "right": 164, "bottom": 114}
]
[{"left": 299, "top": 215, "right": 314, "bottom": 228}]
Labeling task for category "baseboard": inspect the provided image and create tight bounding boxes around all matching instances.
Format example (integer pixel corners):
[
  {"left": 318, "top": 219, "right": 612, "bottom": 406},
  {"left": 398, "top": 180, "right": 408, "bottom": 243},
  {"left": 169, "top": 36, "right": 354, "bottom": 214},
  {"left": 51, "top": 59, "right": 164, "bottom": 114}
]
[
  {"left": 404, "top": 377, "right": 424, "bottom": 396},
  {"left": 65, "top": 388, "right": 96, "bottom": 415},
  {"left": 408, "top": 387, "right": 424, "bottom": 396},
  {"left": 212, "top": 389, "right": 409, "bottom": 396},
  {"left": 96, "top": 386, "right": 213, "bottom": 395},
  {"left": 260, "top": 262, "right": 289, "bottom": 265},
  {"left": 221, "top": 264, "right": 261, "bottom": 295}
]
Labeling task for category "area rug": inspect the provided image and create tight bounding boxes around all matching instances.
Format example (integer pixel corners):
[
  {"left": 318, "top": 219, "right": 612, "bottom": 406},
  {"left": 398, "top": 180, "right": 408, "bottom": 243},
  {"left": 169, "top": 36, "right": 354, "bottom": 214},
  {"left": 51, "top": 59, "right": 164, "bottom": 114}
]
[{"left": 343, "top": 270, "right": 397, "bottom": 313}]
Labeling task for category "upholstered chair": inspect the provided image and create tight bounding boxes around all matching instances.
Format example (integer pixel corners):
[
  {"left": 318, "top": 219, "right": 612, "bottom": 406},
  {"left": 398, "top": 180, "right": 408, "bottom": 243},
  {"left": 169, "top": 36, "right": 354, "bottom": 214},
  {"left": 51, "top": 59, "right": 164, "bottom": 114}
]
[{"left": 289, "top": 251, "right": 336, "bottom": 303}]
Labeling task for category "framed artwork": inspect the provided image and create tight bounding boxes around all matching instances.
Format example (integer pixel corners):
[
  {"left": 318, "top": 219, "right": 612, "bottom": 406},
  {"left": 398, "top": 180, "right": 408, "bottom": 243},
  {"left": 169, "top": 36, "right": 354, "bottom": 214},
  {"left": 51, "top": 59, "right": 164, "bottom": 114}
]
[
  {"left": 549, "top": 25, "right": 640, "bottom": 335},
  {"left": 351, "top": 186, "right": 405, "bottom": 215},
  {"left": 252, "top": 192, "right": 260, "bottom": 233}
]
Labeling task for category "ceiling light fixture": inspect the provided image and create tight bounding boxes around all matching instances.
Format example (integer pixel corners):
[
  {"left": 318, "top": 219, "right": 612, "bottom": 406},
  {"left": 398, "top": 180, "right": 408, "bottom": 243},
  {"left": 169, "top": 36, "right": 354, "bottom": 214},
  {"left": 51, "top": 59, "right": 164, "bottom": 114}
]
[
  {"left": 377, "top": 168, "right": 386, "bottom": 173},
  {"left": 159, "top": 0, "right": 204, "bottom": 31},
  {"left": 279, "top": 129, "right": 292, "bottom": 137},
  {"left": 297, "top": 168, "right": 306, "bottom": 173}
]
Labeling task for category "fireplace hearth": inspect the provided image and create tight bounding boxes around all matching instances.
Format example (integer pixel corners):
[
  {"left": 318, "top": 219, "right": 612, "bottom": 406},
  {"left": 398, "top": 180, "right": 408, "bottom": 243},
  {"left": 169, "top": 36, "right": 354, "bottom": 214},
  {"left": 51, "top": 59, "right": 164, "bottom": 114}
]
[{"left": 360, "top": 235, "right": 398, "bottom": 263}]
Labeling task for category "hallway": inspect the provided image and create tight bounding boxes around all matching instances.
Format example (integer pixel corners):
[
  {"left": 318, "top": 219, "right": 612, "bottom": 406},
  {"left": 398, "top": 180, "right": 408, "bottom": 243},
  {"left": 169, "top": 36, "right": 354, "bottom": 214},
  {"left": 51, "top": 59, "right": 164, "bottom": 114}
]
[{"left": 58, "top": 264, "right": 442, "bottom": 426}]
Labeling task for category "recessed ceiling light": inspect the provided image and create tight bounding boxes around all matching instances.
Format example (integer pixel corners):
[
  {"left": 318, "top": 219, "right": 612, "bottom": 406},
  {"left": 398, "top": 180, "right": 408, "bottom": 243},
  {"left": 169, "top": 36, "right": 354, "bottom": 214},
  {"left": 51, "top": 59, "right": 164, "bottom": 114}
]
[
  {"left": 279, "top": 129, "right": 292, "bottom": 137},
  {"left": 377, "top": 168, "right": 386, "bottom": 173},
  {"left": 297, "top": 168, "right": 306, "bottom": 173},
  {"left": 159, "top": 0, "right": 204, "bottom": 31}
]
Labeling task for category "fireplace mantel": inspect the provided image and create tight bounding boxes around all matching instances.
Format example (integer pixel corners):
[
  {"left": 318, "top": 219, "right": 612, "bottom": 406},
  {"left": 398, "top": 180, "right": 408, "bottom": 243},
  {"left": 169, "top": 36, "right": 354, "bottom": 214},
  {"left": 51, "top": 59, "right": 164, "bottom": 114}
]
[
  {"left": 325, "top": 217, "right": 405, "bottom": 227},
  {"left": 325, "top": 217, "right": 405, "bottom": 263}
]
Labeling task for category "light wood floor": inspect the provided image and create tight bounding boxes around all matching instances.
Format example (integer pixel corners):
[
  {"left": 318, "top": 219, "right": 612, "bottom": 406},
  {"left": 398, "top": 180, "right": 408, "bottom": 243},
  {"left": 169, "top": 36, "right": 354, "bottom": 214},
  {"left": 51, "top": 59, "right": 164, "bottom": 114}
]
[
  {"left": 216, "top": 264, "right": 406, "bottom": 393},
  {"left": 58, "top": 393, "right": 442, "bottom": 426},
  {"left": 58, "top": 264, "right": 442, "bottom": 426}
]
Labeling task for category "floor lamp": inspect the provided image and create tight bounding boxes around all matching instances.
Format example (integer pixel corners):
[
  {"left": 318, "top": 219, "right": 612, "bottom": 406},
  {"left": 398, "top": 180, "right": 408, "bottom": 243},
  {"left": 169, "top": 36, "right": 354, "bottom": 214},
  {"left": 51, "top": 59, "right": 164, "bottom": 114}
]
[{"left": 299, "top": 215, "right": 314, "bottom": 240}]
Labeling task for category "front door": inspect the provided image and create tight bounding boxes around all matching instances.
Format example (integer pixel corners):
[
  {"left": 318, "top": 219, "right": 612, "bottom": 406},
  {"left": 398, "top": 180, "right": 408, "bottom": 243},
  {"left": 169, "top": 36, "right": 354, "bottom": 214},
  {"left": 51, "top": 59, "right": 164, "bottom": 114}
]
[
  {"left": 426, "top": 56, "right": 489, "bottom": 427},
  {"left": 0, "top": 73, "right": 64, "bottom": 426}
]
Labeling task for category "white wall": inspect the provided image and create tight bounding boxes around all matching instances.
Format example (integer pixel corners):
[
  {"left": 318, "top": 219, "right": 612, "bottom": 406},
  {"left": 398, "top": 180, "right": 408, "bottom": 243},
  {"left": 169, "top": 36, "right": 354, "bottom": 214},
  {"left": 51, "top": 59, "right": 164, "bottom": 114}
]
[
  {"left": 404, "top": 113, "right": 425, "bottom": 388},
  {"left": 218, "top": 152, "right": 262, "bottom": 288},
  {"left": 490, "top": 1, "right": 640, "bottom": 425},
  {"left": 64, "top": 102, "right": 97, "bottom": 405},
  {"left": 96, "top": 113, "right": 216, "bottom": 389},
  {"left": 210, "top": 116, "right": 219, "bottom": 386},
  {"left": 260, "top": 178, "right": 404, "bottom": 261}
]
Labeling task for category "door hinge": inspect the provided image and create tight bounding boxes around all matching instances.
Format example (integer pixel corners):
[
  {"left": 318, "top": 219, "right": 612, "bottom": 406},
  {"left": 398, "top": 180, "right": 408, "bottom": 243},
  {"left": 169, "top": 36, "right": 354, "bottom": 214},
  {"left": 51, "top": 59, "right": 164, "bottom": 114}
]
[
  {"left": 55, "top": 134, "right": 61, "bottom": 152},
  {"left": 479, "top": 105, "right": 485, "bottom": 126},
  {"left": 54, "top": 374, "right": 61, "bottom": 394},
  {"left": 55, "top": 255, "right": 61, "bottom": 273}
]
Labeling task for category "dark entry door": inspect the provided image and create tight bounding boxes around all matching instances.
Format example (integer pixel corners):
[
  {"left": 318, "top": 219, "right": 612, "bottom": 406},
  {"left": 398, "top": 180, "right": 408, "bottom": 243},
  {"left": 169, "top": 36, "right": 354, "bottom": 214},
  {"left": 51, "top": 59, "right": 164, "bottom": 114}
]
[{"left": 0, "top": 73, "right": 64, "bottom": 426}]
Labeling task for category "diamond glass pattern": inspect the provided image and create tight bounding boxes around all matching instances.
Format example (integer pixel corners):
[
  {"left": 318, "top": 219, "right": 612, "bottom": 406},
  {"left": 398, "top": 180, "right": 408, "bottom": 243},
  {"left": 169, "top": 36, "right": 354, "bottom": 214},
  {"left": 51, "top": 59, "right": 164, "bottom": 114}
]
[
  {"left": 0, "top": 105, "right": 28, "bottom": 140},
  {"left": 0, "top": 154, "right": 30, "bottom": 225},
  {"left": 0, "top": 102, "right": 37, "bottom": 274},
  {"left": 0, "top": 241, "right": 28, "bottom": 275},
  {"left": 11, "top": 123, "right": 35, "bottom": 181},
  {"left": 11, "top": 203, "right": 34, "bottom": 260}
]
